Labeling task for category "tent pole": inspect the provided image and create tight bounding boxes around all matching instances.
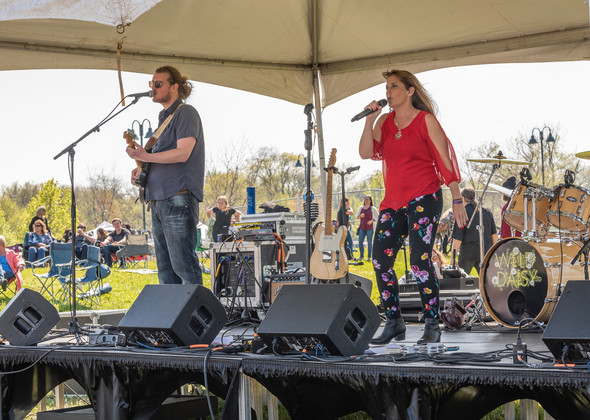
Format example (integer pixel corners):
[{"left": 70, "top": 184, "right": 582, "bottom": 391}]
[{"left": 313, "top": 69, "right": 326, "bottom": 216}]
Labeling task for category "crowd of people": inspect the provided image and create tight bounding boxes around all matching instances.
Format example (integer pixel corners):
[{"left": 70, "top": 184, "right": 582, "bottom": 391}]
[{"left": 22, "top": 208, "right": 136, "bottom": 269}]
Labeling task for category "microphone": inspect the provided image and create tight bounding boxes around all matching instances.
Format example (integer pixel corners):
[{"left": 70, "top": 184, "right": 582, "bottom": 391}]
[
  {"left": 351, "top": 99, "right": 387, "bottom": 122},
  {"left": 128, "top": 91, "right": 155, "bottom": 98}
]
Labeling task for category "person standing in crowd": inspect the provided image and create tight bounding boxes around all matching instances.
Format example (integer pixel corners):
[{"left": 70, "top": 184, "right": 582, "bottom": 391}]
[
  {"left": 359, "top": 69, "right": 467, "bottom": 345},
  {"left": 500, "top": 176, "right": 521, "bottom": 238},
  {"left": 337, "top": 197, "right": 354, "bottom": 259},
  {"left": 0, "top": 235, "right": 26, "bottom": 291},
  {"left": 127, "top": 65, "right": 205, "bottom": 285},
  {"left": 356, "top": 195, "right": 378, "bottom": 261},
  {"left": 29, "top": 206, "right": 51, "bottom": 234},
  {"left": 452, "top": 187, "right": 499, "bottom": 275},
  {"left": 207, "top": 196, "right": 241, "bottom": 242}
]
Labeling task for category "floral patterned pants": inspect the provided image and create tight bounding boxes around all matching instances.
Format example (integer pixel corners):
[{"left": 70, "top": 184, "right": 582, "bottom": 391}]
[{"left": 372, "top": 189, "right": 443, "bottom": 319}]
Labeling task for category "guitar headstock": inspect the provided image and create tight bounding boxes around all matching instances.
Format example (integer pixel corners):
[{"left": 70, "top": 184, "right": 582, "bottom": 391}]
[
  {"left": 123, "top": 130, "right": 135, "bottom": 148},
  {"left": 327, "top": 148, "right": 337, "bottom": 171}
]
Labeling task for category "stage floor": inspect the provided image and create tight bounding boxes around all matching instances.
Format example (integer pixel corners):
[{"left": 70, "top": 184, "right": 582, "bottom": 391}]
[{"left": 0, "top": 319, "right": 588, "bottom": 420}]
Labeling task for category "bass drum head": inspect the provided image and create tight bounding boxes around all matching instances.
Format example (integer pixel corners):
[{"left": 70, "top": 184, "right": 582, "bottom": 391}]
[{"left": 480, "top": 238, "right": 551, "bottom": 327}]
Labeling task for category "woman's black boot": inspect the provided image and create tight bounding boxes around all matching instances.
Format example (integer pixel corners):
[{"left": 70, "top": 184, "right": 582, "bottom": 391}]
[
  {"left": 417, "top": 318, "right": 441, "bottom": 344},
  {"left": 370, "top": 317, "right": 406, "bottom": 345}
]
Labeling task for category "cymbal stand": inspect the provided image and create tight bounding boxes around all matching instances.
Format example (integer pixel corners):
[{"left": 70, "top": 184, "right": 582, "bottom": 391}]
[{"left": 466, "top": 162, "right": 500, "bottom": 264}]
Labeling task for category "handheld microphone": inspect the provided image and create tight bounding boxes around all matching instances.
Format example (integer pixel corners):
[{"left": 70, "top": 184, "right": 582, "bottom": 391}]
[
  {"left": 128, "top": 91, "right": 155, "bottom": 98},
  {"left": 351, "top": 99, "right": 387, "bottom": 122}
]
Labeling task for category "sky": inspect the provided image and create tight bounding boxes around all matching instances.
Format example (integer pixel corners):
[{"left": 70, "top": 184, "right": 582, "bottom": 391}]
[{"left": 3, "top": 61, "right": 590, "bottom": 192}]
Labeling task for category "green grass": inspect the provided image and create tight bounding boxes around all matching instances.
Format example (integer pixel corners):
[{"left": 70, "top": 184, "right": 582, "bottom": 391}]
[{"left": 1, "top": 260, "right": 212, "bottom": 312}]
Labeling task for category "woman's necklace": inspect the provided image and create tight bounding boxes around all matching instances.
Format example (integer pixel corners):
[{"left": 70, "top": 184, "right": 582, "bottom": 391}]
[{"left": 394, "top": 120, "right": 402, "bottom": 140}]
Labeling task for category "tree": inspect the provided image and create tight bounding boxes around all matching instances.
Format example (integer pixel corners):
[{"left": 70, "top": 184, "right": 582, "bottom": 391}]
[
  {"left": 462, "top": 126, "right": 590, "bottom": 191},
  {"left": 25, "top": 179, "right": 71, "bottom": 241}
]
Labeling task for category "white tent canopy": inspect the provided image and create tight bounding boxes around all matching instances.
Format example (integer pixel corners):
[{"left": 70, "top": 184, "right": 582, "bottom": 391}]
[
  {"left": 1, "top": 0, "right": 589, "bottom": 194},
  {"left": 2, "top": 0, "right": 589, "bottom": 107}
]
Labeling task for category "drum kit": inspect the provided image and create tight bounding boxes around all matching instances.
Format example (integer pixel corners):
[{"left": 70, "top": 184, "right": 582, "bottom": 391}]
[{"left": 466, "top": 150, "right": 590, "bottom": 328}]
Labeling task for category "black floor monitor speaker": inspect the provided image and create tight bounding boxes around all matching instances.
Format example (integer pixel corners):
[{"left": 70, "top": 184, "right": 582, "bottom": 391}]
[
  {"left": 542, "top": 280, "right": 590, "bottom": 362},
  {"left": 0, "top": 288, "right": 60, "bottom": 346},
  {"left": 257, "top": 283, "right": 380, "bottom": 356},
  {"left": 118, "top": 284, "right": 227, "bottom": 346}
]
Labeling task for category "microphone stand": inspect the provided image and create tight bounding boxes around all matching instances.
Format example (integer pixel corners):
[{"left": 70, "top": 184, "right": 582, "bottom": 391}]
[
  {"left": 572, "top": 237, "right": 590, "bottom": 281},
  {"left": 53, "top": 96, "right": 143, "bottom": 342},
  {"left": 303, "top": 104, "right": 314, "bottom": 284}
]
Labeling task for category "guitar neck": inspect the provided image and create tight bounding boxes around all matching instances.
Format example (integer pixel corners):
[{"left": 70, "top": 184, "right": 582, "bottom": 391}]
[{"left": 325, "top": 172, "right": 333, "bottom": 235}]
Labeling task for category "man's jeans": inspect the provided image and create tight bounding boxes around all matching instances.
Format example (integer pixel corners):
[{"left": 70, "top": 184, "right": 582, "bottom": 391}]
[{"left": 151, "top": 192, "right": 202, "bottom": 285}]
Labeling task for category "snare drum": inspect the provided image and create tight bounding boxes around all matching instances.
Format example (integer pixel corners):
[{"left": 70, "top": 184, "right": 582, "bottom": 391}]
[
  {"left": 503, "top": 183, "right": 553, "bottom": 235},
  {"left": 547, "top": 184, "right": 590, "bottom": 232},
  {"left": 480, "top": 237, "right": 585, "bottom": 327}
]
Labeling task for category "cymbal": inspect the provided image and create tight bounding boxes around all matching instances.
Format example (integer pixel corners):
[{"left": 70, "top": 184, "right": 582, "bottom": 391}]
[
  {"left": 575, "top": 150, "right": 590, "bottom": 160},
  {"left": 467, "top": 158, "right": 532, "bottom": 165}
]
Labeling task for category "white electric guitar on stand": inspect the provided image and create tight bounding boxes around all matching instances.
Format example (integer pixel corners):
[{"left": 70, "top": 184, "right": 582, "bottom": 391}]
[{"left": 310, "top": 148, "right": 349, "bottom": 280}]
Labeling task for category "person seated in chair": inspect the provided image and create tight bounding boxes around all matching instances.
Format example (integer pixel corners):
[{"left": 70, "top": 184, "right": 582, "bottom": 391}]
[
  {"left": 0, "top": 235, "right": 26, "bottom": 291},
  {"left": 101, "top": 218, "right": 130, "bottom": 268},
  {"left": 75, "top": 223, "right": 96, "bottom": 260},
  {"left": 94, "top": 227, "right": 110, "bottom": 247},
  {"left": 27, "top": 220, "right": 53, "bottom": 262}
]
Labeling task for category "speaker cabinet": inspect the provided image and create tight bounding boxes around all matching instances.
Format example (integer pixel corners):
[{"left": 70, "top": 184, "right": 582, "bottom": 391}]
[
  {"left": 257, "top": 283, "right": 380, "bottom": 356},
  {"left": 0, "top": 288, "right": 60, "bottom": 346},
  {"left": 118, "top": 284, "right": 227, "bottom": 346},
  {"left": 542, "top": 280, "right": 590, "bottom": 362}
]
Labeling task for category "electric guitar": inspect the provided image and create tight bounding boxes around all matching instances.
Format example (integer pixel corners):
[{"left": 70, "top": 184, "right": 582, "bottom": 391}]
[
  {"left": 310, "top": 148, "right": 349, "bottom": 280},
  {"left": 124, "top": 130, "right": 157, "bottom": 203}
]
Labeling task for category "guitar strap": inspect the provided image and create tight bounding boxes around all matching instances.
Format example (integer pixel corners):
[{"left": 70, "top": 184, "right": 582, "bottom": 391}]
[{"left": 146, "top": 103, "right": 185, "bottom": 150}]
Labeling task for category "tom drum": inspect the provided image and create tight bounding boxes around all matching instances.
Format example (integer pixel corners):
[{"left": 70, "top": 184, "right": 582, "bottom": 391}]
[
  {"left": 480, "top": 237, "right": 585, "bottom": 327},
  {"left": 547, "top": 184, "right": 590, "bottom": 232},
  {"left": 503, "top": 183, "right": 553, "bottom": 236}
]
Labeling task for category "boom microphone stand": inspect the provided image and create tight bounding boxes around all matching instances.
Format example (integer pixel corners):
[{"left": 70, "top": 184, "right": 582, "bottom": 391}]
[{"left": 53, "top": 94, "right": 147, "bottom": 341}]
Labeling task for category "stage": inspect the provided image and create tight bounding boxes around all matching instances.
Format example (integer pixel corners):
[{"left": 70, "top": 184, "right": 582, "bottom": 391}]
[{"left": 0, "top": 322, "right": 589, "bottom": 420}]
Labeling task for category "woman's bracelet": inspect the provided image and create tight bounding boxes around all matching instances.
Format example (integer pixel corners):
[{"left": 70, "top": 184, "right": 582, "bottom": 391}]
[{"left": 452, "top": 198, "right": 463, "bottom": 205}]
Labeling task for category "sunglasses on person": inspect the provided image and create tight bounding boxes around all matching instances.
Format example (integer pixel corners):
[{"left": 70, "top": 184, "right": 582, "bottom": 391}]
[
  {"left": 149, "top": 80, "right": 166, "bottom": 88},
  {"left": 78, "top": 226, "right": 86, "bottom": 229},
  {"left": 34, "top": 224, "right": 42, "bottom": 227}
]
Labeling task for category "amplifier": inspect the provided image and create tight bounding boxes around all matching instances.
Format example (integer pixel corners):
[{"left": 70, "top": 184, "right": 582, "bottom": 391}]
[
  {"left": 268, "top": 272, "right": 307, "bottom": 303},
  {"left": 238, "top": 212, "right": 307, "bottom": 242}
]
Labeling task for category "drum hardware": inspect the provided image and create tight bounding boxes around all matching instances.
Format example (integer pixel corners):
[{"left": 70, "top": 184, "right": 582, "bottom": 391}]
[
  {"left": 564, "top": 169, "right": 575, "bottom": 188},
  {"left": 466, "top": 153, "right": 533, "bottom": 264},
  {"left": 519, "top": 167, "right": 532, "bottom": 186}
]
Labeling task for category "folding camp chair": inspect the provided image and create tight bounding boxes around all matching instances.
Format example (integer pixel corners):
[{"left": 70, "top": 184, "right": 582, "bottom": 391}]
[
  {"left": 116, "top": 233, "right": 154, "bottom": 269},
  {"left": 58, "top": 245, "right": 111, "bottom": 306},
  {"left": 0, "top": 277, "right": 19, "bottom": 301},
  {"left": 196, "top": 225, "right": 210, "bottom": 274},
  {"left": 30, "top": 242, "right": 73, "bottom": 301}
]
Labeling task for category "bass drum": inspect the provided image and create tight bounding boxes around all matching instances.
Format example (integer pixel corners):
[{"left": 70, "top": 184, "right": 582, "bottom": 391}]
[{"left": 480, "top": 237, "right": 585, "bottom": 327}]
